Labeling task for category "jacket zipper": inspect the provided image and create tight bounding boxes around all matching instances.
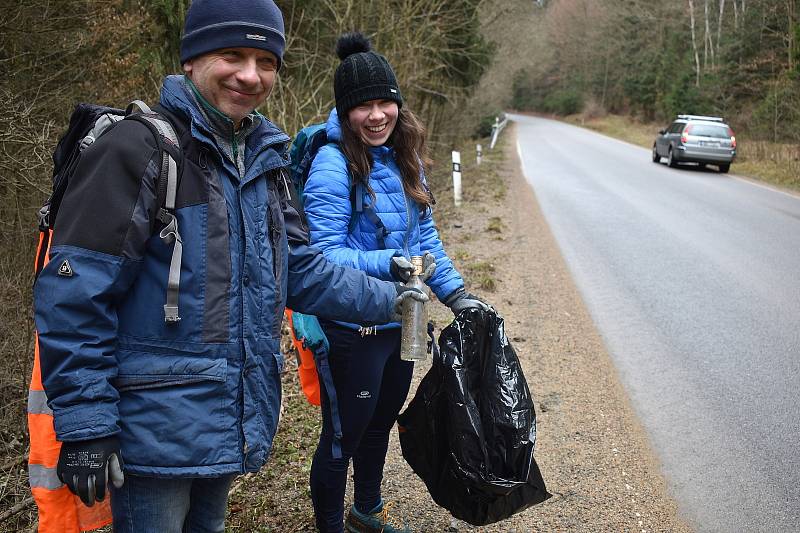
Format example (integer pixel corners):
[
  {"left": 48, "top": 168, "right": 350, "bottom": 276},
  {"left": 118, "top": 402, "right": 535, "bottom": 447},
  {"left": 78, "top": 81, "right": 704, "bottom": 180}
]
[
  {"left": 237, "top": 187, "right": 249, "bottom": 468},
  {"left": 267, "top": 174, "right": 284, "bottom": 337},
  {"left": 390, "top": 153, "right": 413, "bottom": 256}
]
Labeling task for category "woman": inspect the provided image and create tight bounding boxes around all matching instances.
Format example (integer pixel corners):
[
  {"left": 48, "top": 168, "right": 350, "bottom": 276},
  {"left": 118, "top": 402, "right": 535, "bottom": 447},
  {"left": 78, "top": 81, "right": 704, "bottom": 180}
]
[{"left": 302, "top": 32, "right": 488, "bottom": 533}]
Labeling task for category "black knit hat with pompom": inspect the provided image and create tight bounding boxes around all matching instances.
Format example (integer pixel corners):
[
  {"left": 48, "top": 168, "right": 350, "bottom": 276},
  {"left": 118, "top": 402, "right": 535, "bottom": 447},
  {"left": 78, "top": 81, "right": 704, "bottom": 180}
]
[{"left": 334, "top": 32, "right": 403, "bottom": 119}]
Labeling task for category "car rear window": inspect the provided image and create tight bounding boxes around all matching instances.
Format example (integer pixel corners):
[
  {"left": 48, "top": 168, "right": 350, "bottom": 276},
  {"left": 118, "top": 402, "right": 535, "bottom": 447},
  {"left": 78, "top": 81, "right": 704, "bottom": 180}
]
[{"left": 689, "top": 124, "right": 730, "bottom": 138}]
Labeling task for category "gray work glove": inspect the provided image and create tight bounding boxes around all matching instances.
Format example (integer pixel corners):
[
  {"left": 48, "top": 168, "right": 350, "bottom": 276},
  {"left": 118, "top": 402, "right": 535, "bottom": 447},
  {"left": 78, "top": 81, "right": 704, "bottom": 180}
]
[
  {"left": 392, "top": 282, "right": 430, "bottom": 322},
  {"left": 390, "top": 252, "right": 436, "bottom": 283},
  {"left": 442, "top": 287, "right": 491, "bottom": 316},
  {"left": 57, "top": 436, "right": 125, "bottom": 507}
]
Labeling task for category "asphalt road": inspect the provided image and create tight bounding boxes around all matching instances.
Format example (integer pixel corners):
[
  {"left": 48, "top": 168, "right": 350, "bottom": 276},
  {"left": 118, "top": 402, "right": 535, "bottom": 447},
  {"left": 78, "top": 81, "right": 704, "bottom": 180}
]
[{"left": 510, "top": 113, "right": 800, "bottom": 533}]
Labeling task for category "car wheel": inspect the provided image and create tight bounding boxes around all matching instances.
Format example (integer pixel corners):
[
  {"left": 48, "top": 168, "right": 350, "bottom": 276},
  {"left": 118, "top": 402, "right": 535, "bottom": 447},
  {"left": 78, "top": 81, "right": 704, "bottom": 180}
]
[
  {"left": 667, "top": 147, "right": 678, "bottom": 168},
  {"left": 652, "top": 144, "right": 660, "bottom": 163},
  {"left": 719, "top": 163, "right": 730, "bottom": 173}
]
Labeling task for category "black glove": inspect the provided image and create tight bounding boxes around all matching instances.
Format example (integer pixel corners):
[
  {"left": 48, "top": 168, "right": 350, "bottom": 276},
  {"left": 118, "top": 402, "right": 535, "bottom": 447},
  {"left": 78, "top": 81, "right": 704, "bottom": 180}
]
[
  {"left": 390, "top": 252, "right": 436, "bottom": 283},
  {"left": 442, "top": 287, "right": 491, "bottom": 316},
  {"left": 392, "top": 282, "right": 429, "bottom": 321},
  {"left": 57, "top": 436, "right": 125, "bottom": 506}
]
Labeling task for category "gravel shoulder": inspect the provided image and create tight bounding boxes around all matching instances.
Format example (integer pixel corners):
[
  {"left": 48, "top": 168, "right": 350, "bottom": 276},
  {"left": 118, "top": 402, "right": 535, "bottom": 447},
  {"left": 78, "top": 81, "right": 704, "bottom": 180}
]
[{"left": 373, "top": 124, "right": 692, "bottom": 532}]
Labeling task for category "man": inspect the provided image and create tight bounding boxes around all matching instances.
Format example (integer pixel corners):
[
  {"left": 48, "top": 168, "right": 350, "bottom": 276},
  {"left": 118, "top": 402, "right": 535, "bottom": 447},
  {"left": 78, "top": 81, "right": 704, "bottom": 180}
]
[{"left": 32, "top": 1, "right": 425, "bottom": 531}]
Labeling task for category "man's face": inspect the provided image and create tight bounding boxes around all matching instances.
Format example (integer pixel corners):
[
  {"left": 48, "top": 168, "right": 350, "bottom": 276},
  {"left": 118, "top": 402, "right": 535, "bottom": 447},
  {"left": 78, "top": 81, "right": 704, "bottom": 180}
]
[{"left": 183, "top": 47, "right": 278, "bottom": 127}]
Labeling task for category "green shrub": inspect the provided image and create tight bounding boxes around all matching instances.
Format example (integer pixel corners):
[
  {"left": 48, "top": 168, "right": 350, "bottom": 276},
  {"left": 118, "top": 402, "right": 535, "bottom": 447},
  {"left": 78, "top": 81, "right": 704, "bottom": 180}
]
[
  {"left": 474, "top": 111, "right": 503, "bottom": 138},
  {"left": 543, "top": 89, "right": 583, "bottom": 115}
]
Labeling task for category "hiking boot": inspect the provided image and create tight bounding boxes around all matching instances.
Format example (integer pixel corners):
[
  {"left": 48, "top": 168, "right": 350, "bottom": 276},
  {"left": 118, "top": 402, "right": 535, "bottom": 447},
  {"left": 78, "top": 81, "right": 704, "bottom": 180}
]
[{"left": 345, "top": 501, "right": 412, "bottom": 533}]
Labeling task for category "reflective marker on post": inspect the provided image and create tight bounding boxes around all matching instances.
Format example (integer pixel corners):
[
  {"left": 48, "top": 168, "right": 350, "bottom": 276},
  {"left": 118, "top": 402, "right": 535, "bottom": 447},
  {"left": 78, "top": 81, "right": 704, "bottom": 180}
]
[
  {"left": 476, "top": 144, "right": 482, "bottom": 165},
  {"left": 452, "top": 150, "right": 462, "bottom": 207}
]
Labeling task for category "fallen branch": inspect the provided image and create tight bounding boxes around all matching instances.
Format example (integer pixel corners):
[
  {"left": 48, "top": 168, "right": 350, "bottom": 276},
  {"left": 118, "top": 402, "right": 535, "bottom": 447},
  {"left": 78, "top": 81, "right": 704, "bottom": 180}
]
[
  {"left": 1, "top": 455, "right": 27, "bottom": 471},
  {"left": 0, "top": 496, "right": 34, "bottom": 522}
]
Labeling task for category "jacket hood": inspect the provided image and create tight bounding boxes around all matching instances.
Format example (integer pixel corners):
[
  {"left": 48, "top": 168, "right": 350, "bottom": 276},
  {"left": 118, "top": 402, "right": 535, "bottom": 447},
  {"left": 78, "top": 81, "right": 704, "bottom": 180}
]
[{"left": 325, "top": 107, "right": 344, "bottom": 143}]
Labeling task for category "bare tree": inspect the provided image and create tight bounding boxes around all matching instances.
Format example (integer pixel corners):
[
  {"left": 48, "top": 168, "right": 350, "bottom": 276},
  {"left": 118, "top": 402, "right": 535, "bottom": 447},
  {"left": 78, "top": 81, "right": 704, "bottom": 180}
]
[
  {"left": 689, "top": 0, "right": 702, "bottom": 85},
  {"left": 787, "top": 0, "right": 796, "bottom": 71},
  {"left": 717, "top": 0, "right": 726, "bottom": 54},
  {"left": 702, "top": 0, "right": 719, "bottom": 67}
]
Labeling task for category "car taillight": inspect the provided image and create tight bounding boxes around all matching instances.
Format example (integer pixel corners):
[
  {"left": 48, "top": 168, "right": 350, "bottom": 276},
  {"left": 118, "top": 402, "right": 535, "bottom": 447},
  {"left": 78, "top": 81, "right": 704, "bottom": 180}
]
[
  {"left": 681, "top": 124, "right": 692, "bottom": 143},
  {"left": 728, "top": 127, "right": 736, "bottom": 149}
]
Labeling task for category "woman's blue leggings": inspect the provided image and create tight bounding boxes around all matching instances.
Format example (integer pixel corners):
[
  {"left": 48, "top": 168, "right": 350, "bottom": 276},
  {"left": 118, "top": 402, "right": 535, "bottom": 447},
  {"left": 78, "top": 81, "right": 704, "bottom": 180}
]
[{"left": 310, "top": 321, "right": 414, "bottom": 532}]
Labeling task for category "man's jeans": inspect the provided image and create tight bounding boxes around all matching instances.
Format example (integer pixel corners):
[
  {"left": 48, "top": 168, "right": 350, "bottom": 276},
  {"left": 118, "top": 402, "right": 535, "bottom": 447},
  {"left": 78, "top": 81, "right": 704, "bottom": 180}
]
[{"left": 110, "top": 474, "right": 237, "bottom": 533}]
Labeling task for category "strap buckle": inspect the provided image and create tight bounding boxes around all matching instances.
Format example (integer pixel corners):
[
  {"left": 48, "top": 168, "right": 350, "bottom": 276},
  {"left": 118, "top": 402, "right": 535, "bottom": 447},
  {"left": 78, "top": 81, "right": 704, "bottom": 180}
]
[
  {"left": 163, "top": 304, "right": 181, "bottom": 323},
  {"left": 38, "top": 204, "right": 51, "bottom": 231},
  {"left": 156, "top": 207, "right": 172, "bottom": 225}
]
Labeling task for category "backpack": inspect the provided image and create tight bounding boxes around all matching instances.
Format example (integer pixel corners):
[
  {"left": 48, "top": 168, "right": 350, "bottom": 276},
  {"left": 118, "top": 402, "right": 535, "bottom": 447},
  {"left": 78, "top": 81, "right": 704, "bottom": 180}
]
[
  {"left": 284, "top": 123, "right": 389, "bottom": 460},
  {"left": 35, "top": 100, "right": 184, "bottom": 322},
  {"left": 288, "top": 123, "right": 390, "bottom": 245},
  {"left": 29, "top": 100, "right": 183, "bottom": 533}
]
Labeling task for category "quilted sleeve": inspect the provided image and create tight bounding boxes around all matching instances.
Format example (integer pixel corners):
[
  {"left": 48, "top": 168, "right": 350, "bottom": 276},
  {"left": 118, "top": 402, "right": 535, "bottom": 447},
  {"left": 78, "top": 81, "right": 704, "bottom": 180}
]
[{"left": 303, "top": 145, "right": 399, "bottom": 279}]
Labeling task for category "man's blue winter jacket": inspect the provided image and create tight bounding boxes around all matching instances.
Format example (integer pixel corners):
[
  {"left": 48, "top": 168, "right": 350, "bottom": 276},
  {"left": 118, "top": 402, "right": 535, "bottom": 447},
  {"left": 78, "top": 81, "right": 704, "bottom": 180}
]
[
  {"left": 302, "top": 108, "right": 463, "bottom": 328},
  {"left": 33, "top": 76, "right": 397, "bottom": 477}
]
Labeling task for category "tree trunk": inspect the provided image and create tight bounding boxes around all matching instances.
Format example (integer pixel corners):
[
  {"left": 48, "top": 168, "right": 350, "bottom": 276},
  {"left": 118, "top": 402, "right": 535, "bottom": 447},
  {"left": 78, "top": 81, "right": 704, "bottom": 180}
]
[
  {"left": 717, "top": 0, "right": 726, "bottom": 56},
  {"left": 689, "top": 0, "right": 702, "bottom": 85},
  {"left": 703, "top": 0, "right": 709, "bottom": 68},
  {"left": 788, "top": 0, "right": 796, "bottom": 72},
  {"left": 705, "top": 0, "right": 716, "bottom": 67}
]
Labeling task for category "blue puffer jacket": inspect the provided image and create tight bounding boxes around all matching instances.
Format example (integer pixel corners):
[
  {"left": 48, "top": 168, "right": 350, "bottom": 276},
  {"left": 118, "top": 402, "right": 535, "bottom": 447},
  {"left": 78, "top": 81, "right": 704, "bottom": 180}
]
[
  {"left": 303, "top": 108, "right": 464, "bottom": 329},
  {"left": 33, "top": 76, "right": 397, "bottom": 477}
]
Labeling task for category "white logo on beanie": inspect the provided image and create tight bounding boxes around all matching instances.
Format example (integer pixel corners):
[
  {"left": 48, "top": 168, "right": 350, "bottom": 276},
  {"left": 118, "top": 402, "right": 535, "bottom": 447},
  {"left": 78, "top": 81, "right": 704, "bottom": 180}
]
[
  {"left": 390, "top": 88, "right": 398, "bottom": 93},
  {"left": 246, "top": 34, "right": 267, "bottom": 41}
]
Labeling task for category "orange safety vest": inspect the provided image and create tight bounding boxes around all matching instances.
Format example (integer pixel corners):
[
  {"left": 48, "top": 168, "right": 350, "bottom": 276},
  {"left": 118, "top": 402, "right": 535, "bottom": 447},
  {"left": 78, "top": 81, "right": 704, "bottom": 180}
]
[{"left": 28, "top": 229, "right": 112, "bottom": 532}]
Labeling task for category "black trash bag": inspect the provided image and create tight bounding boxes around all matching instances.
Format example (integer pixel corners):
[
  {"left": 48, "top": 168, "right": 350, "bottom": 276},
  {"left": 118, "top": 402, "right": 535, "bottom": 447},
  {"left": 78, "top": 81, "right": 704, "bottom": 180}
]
[{"left": 397, "top": 307, "right": 550, "bottom": 525}]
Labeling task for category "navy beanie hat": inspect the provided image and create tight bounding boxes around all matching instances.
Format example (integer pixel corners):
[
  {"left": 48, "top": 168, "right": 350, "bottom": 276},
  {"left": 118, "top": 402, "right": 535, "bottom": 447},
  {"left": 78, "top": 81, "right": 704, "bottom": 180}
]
[
  {"left": 334, "top": 32, "right": 403, "bottom": 119},
  {"left": 180, "top": 0, "right": 286, "bottom": 68}
]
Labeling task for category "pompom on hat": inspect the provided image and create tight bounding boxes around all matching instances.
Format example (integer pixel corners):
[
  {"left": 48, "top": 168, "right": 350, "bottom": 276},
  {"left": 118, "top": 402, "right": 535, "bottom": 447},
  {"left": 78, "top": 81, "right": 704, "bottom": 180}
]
[
  {"left": 180, "top": 0, "right": 286, "bottom": 69},
  {"left": 334, "top": 32, "right": 403, "bottom": 119}
]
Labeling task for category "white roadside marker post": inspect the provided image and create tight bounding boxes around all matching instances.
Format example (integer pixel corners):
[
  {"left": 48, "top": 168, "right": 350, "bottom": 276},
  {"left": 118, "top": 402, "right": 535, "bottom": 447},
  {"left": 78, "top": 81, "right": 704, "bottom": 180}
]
[
  {"left": 490, "top": 117, "right": 499, "bottom": 149},
  {"left": 452, "top": 150, "right": 462, "bottom": 207},
  {"left": 476, "top": 144, "right": 482, "bottom": 165}
]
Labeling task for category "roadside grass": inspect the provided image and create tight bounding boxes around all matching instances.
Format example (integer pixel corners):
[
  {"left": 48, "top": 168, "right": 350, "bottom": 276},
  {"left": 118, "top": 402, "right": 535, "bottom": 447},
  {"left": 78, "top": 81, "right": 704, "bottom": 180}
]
[
  {"left": 465, "top": 260, "right": 497, "bottom": 292},
  {"left": 430, "top": 135, "right": 506, "bottom": 295},
  {"left": 565, "top": 113, "right": 659, "bottom": 150},
  {"left": 0, "top": 240, "right": 39, "bottom": 531},
  {"left": 486, "top": 216, "right": 505, "bottom": 234},
  {"left": 565, "top": 114, "right": 800, "bottom": 192}
]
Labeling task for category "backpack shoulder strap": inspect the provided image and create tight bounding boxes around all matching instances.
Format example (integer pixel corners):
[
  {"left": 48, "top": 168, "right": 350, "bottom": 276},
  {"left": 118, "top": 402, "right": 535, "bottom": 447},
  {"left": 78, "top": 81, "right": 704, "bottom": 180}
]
[
  {"left": 296, "top": 128, "right": 331, "bottom": 193},
  {"left": 349, "top": 180, "right": 388, "bottom": 250},
  {"left": 124, "top": 102, "right": 183, "bottom": 325},
  {"left": 297, "top": 130, "right": 388, "bottom": 250}
]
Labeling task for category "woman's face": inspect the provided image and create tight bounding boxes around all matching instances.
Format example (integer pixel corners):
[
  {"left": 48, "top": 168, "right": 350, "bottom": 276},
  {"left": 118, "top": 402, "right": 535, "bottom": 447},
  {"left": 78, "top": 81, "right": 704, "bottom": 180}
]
[{"left": 347, "top": 99, "right": 399, "bottom": 147}]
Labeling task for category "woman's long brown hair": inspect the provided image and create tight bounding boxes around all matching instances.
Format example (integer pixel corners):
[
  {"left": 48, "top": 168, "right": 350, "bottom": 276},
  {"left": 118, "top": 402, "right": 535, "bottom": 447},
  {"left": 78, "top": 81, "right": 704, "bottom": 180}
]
[{"left": 339, "top": 106, "right": 434, "bottom": 211}]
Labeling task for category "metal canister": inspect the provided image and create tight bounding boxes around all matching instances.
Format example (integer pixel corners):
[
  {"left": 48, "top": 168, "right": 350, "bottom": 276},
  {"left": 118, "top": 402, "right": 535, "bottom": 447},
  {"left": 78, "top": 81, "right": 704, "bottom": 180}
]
[{"left": 400, "top": 256, "right": 428, "bottom": 361}]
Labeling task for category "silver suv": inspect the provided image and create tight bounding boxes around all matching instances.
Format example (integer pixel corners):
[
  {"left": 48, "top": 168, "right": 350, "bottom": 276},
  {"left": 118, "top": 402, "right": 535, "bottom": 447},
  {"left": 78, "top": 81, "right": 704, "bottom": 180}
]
[{"left": 652, "top": 115, "right": 736, "bottom": 173}]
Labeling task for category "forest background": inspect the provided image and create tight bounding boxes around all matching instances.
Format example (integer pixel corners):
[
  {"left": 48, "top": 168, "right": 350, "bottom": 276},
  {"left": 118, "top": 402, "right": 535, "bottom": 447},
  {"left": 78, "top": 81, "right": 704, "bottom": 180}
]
[
  {"left": 1, "top": 0, "right": 797, "bottom": 528},
  {"left": 499, "top": 0, "right": 800, "bottom": 186}
]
